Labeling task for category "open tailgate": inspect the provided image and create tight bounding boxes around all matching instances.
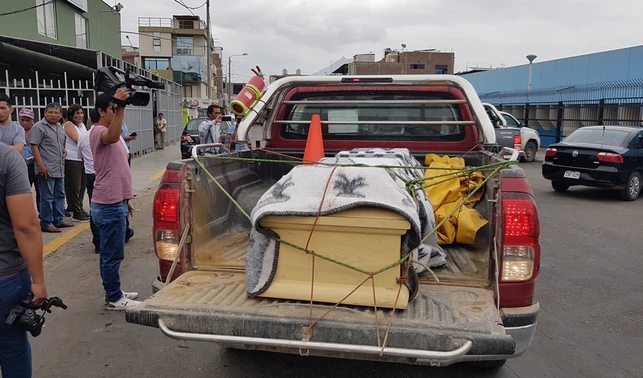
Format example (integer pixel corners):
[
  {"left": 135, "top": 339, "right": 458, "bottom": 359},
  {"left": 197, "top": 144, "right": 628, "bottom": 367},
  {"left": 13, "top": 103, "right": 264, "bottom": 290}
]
[{"left": 126, "top": 271, "right": 515, "bottom": 364}]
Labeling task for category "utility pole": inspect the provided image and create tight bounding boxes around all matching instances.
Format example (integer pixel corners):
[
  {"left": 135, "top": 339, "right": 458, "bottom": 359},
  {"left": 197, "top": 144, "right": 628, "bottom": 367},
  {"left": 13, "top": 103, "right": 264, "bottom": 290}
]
[{"left": 206, "top": 0, "right": 212, "bottom": 100}]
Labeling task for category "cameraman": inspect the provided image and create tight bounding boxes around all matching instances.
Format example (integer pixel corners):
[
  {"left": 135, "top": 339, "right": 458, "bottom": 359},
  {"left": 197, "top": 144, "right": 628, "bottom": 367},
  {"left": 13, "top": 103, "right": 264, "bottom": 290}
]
[
  {"left": 198, "top": 105, "right": 227, "bottom": 155},
  {"left": 0, "top": 143, "right": 47, "bottom": 377}
]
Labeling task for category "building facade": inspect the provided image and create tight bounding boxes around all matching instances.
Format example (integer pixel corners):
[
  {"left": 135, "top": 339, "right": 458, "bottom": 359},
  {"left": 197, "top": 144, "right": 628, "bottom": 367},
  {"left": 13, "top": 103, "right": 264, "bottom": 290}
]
[
  {"left": 0, "top": 0, "right": 121, "bottom": 57},
  {"left": 348, "top": 50, "right": 454, "bottom": 75},
  {"left": 138, "top": 15, "right": 218, "bottom": 108}
]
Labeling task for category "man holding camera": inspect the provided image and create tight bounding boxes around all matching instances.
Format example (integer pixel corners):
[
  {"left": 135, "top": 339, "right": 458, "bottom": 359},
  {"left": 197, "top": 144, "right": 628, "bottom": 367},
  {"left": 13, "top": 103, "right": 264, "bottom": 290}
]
[
  {"left": 198, "top": 105, "right": 227, "bottom": 155},
  {"left": 0, "top": 142, "right": 47, "bottom": 377},
  {"left": 90, "top": 89, "right": 140, "bottom": 310}
]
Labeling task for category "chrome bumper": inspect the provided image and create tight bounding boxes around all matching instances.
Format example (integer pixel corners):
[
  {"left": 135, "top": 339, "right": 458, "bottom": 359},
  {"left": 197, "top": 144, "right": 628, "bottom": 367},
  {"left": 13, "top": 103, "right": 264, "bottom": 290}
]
[{"left": 156, "top": 301, "right": 539, "bottom": 367}]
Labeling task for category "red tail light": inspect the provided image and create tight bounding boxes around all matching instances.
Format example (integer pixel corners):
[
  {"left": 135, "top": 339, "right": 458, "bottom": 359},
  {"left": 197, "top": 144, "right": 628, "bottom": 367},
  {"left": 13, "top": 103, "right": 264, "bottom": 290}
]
[
  {"left": 513, "top": 135, "right": 522, "bottom": 146},
  {"left": 545, "top": 148, "right": 557, "bottom": 157},
  {"left": 498, "top": 193, "right": 541, "bottom": 308},
  {"left": 597, "top": 152, "right": 623, "bottom": 163},
  {"left": 154, "top": 189, "right": 179, "bottom": 223},
  {"left": 153, "top": 168, "right": 186, "bottom": 279},
  {"left": 181, "top": 134, "right": 194, "bottom": 143}
]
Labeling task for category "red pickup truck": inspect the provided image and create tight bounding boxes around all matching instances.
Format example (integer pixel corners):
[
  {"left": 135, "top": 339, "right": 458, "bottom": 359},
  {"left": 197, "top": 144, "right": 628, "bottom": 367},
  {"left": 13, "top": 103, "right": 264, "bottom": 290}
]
[{"left": 126, "top": 75, "right": 541, "bottom": 368}]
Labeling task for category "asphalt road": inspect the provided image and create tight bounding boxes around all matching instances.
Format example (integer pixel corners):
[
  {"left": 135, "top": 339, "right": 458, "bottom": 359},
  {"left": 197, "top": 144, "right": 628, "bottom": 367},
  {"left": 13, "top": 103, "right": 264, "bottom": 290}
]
[{"left": 31, "top": 162, "right": 643, "bottom": 378}]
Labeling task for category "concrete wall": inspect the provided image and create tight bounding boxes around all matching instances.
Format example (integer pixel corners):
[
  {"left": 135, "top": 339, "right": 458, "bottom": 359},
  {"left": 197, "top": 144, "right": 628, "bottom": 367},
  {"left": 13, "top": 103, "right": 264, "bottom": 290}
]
[
  {"left": 0, "top": 0, "right": 121, "bottom": 57},
  {"left": 139, "top": 29, "right": 173, "bottom": 57}
]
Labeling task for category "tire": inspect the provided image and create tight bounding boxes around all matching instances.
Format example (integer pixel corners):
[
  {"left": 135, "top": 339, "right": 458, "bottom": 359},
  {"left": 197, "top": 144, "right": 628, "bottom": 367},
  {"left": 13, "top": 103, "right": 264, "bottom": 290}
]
[
  {"left": 620, "top": 171, "right": 641, "bottom": 201},
  {"left": 468, "top": 359, "right": 507, "bottom": 369},
  {"left": 552, "top": 181, "right": 569, "bottom": 192},
  {"left": 523, "top": 141, "right": 537, "bottom": 163}
]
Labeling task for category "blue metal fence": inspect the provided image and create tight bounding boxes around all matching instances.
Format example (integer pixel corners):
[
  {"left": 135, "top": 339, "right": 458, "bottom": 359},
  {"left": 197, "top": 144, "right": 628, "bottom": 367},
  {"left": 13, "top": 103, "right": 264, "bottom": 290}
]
[{"left": 496, "top": 98, "right": 643, "bottom": 147}]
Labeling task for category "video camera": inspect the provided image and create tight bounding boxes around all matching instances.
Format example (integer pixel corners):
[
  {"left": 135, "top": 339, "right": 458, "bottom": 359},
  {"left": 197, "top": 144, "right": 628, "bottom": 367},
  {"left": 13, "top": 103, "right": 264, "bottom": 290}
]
[
  {"left": 5, "top": 293, "right": 68, "bottom": 337},
  {"left": 94, "top": 66, "right": 165, "bottom": 107}
]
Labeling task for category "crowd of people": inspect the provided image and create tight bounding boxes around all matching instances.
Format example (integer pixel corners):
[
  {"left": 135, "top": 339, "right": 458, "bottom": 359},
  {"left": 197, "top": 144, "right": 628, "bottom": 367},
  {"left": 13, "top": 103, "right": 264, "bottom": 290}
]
[{"left": 0, "top": 89, "right": 143, "bottom": 377}]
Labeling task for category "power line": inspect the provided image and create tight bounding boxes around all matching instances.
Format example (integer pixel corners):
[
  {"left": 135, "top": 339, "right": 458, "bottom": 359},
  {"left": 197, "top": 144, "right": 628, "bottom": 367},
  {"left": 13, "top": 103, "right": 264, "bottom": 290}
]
[
  {"left": 176, "top": 0, "right": 206, "bottom": 10},
  {"left": 174, "top": 0, "right": 195, "bottom": 16},
  {"left": 0, "top": 0, "right": 54, "bottom": 17}
]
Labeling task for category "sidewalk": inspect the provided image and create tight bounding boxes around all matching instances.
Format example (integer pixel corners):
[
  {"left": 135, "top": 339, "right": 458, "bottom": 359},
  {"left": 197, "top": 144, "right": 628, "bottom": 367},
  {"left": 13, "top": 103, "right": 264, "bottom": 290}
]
[{"left": 39, "top": 143, "right": 182, "bottom": 256}]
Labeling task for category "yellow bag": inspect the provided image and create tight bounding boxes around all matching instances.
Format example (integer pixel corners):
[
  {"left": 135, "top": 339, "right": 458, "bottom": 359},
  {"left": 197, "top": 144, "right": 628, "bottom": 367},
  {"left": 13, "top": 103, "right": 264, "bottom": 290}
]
[{"left": 424, "top": 155, "right": 488, "bottom": 245}]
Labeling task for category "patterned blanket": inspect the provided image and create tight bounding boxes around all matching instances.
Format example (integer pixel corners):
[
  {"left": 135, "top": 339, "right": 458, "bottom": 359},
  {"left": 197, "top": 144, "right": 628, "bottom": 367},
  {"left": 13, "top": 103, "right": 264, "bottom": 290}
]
[{"left": 245, "top": 148, "right": 446, "bottom": 300}]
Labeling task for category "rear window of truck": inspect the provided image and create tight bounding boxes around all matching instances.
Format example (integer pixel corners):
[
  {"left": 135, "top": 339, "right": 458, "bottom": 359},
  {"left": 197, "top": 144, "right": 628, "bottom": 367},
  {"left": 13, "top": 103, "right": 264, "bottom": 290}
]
[{"left": 279, "top": 91, "right": 467, "bottom": 142}]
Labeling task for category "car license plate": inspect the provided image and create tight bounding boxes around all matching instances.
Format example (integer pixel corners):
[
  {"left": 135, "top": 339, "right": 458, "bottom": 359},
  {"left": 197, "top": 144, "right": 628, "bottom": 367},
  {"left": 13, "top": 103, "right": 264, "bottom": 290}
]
[{"left": 564, "top": 171, "right": 581, "bottom": 179}]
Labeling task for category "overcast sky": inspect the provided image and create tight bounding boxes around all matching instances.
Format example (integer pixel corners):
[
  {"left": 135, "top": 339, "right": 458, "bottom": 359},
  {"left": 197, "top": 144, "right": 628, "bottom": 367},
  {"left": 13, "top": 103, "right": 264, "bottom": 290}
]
[{"left": 118, "top": 0, "right": 643, "bottom": 82}]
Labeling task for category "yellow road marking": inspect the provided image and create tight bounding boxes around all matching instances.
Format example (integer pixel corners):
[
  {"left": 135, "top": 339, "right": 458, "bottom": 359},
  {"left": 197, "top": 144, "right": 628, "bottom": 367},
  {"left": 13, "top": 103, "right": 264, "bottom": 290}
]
[
  {"left": 150, "top": 169, "right": 166, "bottom": 181},
  {"left": 43, "top": 223, "right": 91, "bottom": 258}
]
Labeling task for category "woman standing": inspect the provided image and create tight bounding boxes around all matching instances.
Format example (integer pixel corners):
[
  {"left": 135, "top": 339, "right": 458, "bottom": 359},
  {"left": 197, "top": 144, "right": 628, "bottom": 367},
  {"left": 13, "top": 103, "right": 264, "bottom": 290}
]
[{"left": 64, "top": 104, "right": 90, "bottom": 222}]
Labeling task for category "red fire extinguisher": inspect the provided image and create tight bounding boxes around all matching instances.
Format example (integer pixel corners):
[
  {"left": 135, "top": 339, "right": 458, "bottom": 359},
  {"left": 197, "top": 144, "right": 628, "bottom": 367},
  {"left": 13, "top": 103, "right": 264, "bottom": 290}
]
[{"left": 231, "top": 66, "right": 265, "bottom": 116}]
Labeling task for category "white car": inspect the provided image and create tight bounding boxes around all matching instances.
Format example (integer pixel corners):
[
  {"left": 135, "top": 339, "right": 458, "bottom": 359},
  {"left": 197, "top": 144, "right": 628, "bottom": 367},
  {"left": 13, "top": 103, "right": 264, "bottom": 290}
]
[{"left": 498, "top": 111, "right": 541, "bottom": 162}]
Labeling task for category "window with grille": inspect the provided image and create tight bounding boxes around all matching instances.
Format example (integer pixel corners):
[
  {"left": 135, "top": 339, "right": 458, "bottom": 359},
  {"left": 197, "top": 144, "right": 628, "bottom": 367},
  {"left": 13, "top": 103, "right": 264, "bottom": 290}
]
[{"left": 153, "top": 32, "right": 161, "bottom": 53}]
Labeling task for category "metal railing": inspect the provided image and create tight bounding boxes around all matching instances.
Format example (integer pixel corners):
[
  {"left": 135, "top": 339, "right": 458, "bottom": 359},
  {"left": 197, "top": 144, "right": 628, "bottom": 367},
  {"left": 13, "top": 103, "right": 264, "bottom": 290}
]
[
  {"left": 138, "top": 17, "right": 173, "bottom": 28},
  {"left": 496, "top": 98, "right": 643, "bottom": 147},
  {"left": 1, "top": 51, "right": 184, "bottom": 158}
]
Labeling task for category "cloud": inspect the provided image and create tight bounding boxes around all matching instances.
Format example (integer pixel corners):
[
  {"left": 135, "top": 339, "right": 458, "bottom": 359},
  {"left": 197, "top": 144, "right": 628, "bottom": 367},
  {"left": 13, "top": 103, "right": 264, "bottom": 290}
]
[{"left": 120, "top": 0, "right": 643, "bottom": 79}]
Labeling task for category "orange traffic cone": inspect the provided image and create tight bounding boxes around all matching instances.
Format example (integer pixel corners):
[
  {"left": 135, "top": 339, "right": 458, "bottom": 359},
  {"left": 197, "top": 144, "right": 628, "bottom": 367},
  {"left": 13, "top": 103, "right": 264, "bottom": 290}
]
[{"left": 303, "top": 114, "right": 325, "bottom": 164}]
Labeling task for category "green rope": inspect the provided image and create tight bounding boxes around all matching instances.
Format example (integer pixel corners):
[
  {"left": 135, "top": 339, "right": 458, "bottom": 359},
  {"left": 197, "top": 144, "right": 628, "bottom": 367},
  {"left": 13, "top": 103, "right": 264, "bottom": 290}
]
[
  {"left": 192, "top": 157, "right": 252, "bottom": 221},
  {"left": 191, "top": 154, "right": 511, "bottom": 277},
  {"left": 418, "top": 162, "right": 507, "bottom": 245},
  {"left": 198, "top": 154, "right": 517, "bottom": 172}
]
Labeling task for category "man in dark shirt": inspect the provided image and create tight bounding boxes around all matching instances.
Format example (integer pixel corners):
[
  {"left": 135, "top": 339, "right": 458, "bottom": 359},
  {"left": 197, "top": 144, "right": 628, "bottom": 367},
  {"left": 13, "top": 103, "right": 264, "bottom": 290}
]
[{"left": 0, "top": 143, "right": 47, "bottom": 377}]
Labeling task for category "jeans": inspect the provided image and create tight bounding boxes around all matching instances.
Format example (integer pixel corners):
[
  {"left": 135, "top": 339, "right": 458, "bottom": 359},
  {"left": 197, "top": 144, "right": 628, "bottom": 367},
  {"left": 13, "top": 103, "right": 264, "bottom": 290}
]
[
  {"left": 26, "top": 164, "right": 40, "bottom": 214},
  {"left": 91, "top": 201, "right": 127, "bottom": 303},
  {"left": 0, "top": 269, "right": 33, "bottom": 378},
  {"left": 86, "top": 174, "right": 100, "bottom": 252},
  {"left": 37, "top": 176, "right": 65, "bottom": 228}
]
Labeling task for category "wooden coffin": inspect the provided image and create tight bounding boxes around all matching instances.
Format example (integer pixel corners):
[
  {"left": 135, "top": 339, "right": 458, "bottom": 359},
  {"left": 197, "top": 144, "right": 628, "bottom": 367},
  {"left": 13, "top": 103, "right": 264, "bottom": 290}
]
[{"left": 258, "top": 208, "right": 411, "bottom": 309}]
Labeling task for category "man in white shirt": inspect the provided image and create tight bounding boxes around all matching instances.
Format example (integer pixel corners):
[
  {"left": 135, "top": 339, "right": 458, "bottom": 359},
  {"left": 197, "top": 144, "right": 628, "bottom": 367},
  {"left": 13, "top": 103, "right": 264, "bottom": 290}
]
[{"left": 77, "top": 111, "right": 100, "bottom": 253}]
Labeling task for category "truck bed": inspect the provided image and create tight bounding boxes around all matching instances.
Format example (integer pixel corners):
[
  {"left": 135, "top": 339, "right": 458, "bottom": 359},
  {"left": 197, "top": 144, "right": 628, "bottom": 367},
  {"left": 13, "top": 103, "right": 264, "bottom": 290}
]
[
  {"left": 193, "top": 232, "right": 490, "bottom": 285},
  {"left": 129, "top": 149, "right": 516, "bottom": 361}
]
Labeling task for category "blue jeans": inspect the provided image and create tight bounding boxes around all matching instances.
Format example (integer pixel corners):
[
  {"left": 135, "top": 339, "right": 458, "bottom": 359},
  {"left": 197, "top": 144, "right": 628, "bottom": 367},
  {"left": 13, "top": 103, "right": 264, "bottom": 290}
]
[
  {"left": 91, "top": 202, "right": 127, "bottom": 303},
  {"left": 37, "top": 176, "right": 65, "bottom": 228},
  {"left": 0, "top": 269, "right": 33, "bottom": 378}
]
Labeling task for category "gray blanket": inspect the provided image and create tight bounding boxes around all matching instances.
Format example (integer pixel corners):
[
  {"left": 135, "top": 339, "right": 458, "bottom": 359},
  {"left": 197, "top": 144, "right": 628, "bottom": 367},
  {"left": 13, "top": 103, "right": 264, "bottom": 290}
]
[{"left": 245, "top": 148, "right": 446, "bottom": 300}]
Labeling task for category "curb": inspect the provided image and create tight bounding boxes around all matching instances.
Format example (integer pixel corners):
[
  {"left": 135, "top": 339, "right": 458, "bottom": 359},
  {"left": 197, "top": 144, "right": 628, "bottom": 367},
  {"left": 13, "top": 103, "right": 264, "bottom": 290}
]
[{"left": 43, "top": 223, "right": 91, "bottom": 258}]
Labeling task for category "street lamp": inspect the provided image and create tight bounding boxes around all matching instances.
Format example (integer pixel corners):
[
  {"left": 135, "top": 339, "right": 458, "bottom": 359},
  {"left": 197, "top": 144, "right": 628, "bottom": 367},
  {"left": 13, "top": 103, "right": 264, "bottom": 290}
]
[
  {"left": 95, "top": 3, "right": 124, "bottom": 51},
  {"left": 526, "top": 54, "right": 537, "bottom": 103},
  {"left": 228, "top": 53, "right": 248, "bottom": 109}
]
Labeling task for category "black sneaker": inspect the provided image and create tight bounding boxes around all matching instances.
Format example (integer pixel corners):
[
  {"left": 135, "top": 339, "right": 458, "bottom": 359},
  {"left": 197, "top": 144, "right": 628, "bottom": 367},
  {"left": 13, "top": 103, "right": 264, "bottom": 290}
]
[{"left": 73, "top": 213, "right": 90, "bottom": 223}]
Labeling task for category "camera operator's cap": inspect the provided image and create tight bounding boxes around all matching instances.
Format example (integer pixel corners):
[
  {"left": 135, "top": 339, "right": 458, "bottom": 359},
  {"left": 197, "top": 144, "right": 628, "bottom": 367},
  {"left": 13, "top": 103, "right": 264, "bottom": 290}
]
[{"left": 19, "top": 109, "right": 34, "bottom": 119}]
